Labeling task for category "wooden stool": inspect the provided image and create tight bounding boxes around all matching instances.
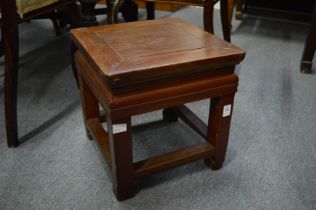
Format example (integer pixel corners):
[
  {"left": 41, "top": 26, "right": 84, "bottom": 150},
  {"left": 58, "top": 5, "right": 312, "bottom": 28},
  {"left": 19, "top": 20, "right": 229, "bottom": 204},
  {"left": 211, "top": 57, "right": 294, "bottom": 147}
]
[{"left": 70, "top": 18, "right": 245, "bottom": 201}]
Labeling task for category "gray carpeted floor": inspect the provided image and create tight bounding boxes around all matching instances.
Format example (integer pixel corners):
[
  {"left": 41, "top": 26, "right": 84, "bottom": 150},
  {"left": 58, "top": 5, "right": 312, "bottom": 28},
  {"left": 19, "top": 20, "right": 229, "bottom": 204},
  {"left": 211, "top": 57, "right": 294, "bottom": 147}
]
[{"left": 1, "top": 6, "right": 316, "bottom": 210}]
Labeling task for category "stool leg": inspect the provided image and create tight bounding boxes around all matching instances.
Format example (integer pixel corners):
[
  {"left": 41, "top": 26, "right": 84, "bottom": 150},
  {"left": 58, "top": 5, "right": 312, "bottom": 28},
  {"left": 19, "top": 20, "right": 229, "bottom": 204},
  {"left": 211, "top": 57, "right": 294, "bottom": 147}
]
[
  {"left": 107, "top": 117, "right": 134, "bottom": 201},
  {"left": 163, "top": 107, "right": 178, "bottom": 122},
  {"left": 205, "top": 94, "right": 235, "bottom": 170},
  {"left": 78, "top": 76, "right": 100, "bottom": 140}
]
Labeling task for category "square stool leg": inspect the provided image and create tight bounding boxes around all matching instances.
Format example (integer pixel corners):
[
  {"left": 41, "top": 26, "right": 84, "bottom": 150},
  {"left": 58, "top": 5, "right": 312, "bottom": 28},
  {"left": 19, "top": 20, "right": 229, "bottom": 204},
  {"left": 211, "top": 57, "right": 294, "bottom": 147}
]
[
  {"left": 78, "top": 76, "right": 100, "bottom": 140},
  {"left": 106, "top": 117, "right": 134, "bottom": 201},
  {"left": 205, "top": 94, "right": 235, "bottom": 170},
  {"left": 162, "top": 107, "right": 178, "bottom": 122},
  {"left": 79, "top": 75, "right": 134, "bottom": 200}
]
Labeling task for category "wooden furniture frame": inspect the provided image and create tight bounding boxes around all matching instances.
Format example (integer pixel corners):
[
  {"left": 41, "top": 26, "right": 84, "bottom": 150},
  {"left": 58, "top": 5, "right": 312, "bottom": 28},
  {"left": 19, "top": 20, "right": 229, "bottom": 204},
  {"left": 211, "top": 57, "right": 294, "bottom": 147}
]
[
  {"left": 0, "top": 0, "right": 80, "bottom": 147},
  {"left": 71, "top": 18, "right": 245, "bottom": 200},
  {"left": 107, "top": 0, "right": 234, "bottom": 41},
  {"left": 235, "top": 0, "right": 316, "bottom": 73},
  {"left": 79, "top": 0, "right": 139, "bottom": 26},
  {"left": 77, "top": 0, "right": 235, "bottom": 41}
]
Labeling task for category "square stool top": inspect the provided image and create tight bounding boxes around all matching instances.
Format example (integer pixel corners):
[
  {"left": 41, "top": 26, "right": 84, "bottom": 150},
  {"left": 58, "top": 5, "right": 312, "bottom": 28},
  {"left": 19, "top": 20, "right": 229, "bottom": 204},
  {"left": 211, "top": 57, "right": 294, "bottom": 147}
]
[{"left": 71, "top": 18, "right": 245, "bottom": 88}]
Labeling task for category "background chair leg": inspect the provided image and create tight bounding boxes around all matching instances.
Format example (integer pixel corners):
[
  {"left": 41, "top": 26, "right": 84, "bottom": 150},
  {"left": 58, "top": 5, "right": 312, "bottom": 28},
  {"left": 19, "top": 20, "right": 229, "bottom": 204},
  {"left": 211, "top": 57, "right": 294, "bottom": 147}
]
[
  {"left": 107, "top": 0, "right": 121, "bottom": 24},
  {"left": 4, "top": 28, "right": 19, "bottom": 148},
  {"left": 227, "top": 0, "right": 235, "bottom": 25},
  {"left": 120, "top": 0, "right": 138, "bottom": 22},
  {"left": 203, "top": 0, "right": 214, "bottom": 34},
  {"left": 66, "top": 2, "right": 82, "bottom": 28},
  {"left": 1, "top": 0, "right": 20, "bottom": 147},
  {"left": 220, "top": 0, "right": 231, "bottom": 42},
  {"left": 80, "top": 0, "right": 99, "bottom": 26},
  {"left": 146, "top": 1, "right": 155, "bottom": 20},
  {"left": 51, "top": 18, "right": 63, "bottom": 36},
  {"left": 235, "top": 0, "right": 244, "bottom": 19}
]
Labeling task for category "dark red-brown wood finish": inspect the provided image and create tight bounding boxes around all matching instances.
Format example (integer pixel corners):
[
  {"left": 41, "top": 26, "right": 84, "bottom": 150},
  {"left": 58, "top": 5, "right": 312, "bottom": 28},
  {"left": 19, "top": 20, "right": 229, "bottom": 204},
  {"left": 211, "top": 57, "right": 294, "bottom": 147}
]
[{"left": 71, "top": 18, "right": 245, "bottom": 201}]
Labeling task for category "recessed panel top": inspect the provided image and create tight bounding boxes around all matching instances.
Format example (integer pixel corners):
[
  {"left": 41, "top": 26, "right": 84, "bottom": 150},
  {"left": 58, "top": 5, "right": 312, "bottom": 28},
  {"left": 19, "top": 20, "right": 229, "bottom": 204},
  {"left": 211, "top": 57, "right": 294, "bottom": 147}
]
[
  {"left": 96, "top": 24, "right": 208, "bottom": 58},
  {"left": 71, "top": 18, "right": 245, "bottom": 87}
]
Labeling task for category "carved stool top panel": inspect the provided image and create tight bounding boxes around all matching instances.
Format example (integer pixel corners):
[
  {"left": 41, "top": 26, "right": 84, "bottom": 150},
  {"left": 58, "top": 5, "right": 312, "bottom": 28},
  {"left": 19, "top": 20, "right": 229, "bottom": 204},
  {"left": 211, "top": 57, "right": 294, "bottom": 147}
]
[{"left": 71, "top": 18, "right": 245, "bottom": 87}]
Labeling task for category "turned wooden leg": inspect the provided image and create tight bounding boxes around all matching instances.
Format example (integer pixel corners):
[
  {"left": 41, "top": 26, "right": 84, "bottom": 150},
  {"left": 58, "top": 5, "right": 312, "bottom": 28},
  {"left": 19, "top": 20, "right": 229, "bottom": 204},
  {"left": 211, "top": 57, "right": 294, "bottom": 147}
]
[
  {"left": 107, "top": 0, "right": 121, "bottom": 24},
  {"left": 1, "top": 0, "right": 19, "bottom": 147},
  {"left": 220, "top": 0, "right": 231, "bottom": 42},
  {"left": 205, "top": 94, "right": 235, "bottom": 170},
  {"left": 106, "top": 116, "right": 134, "bottom": 201},
  {"left": 107, "top": 0, "right": 138, "bottom": 24},
  {"left": 80, "top": 0, "right": 98, "bottom": 26},
  {"left": 227, "top": 0, "right": 235, "bottom": 23},
  {"left": 78, "top": 76, "right": 100, "bottom": 140},
  {"left": 146, "top": 1, "right": 155, "bottom": 20},
  {"left": 300, "top": 2, "right": 316, "bottom": 74},
  {"left": 203, "top": 0, "right": 214, "bottom": 34}
]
